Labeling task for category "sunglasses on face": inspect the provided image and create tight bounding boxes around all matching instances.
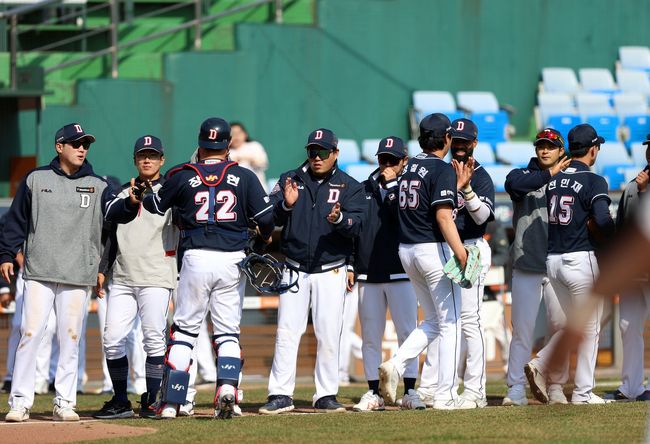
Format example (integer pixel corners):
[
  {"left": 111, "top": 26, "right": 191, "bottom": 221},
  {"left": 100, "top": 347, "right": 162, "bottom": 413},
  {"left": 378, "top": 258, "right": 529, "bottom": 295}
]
[
  {"left": 535, "top": 130, "right": 564, "bottom": 144},
  {"left": 307, "top": 147, "right": 332, "bottom": 160},
  {"left": 67, "top": 140, "right": 91, "bottom": 150},
  {"left": 377, "top": 154, "right": 401, "bottom": 166}
]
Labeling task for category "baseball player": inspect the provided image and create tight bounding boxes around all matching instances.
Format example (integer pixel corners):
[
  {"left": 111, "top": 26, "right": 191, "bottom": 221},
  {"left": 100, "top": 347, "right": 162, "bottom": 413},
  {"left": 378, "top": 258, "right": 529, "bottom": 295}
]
[
  {"left": 351, "top": 137, "right": 420, "bottom": 412},
  {"left": 502, "top": 128, "right": 571, "bottom": 406},
  {"left": 604, "top": 135, "right": 650, "bottom": 401},
  {"left": 0, "top": 123, "right": 113, "bottom": 422},
  {"left": 416, "top": 118, "right": 495, "bottom": 408},
  {"left": 526, "top": 123, "right": 615, "bottom": 404},
  {"left": 378, "top": 113, "right": 473, "bottom": 410},
  {"left": 259, "top": 128, "right": 365, "bottom": 414},
  {"left": 136, "top": 117, "right": 273, "bottom": 419},
  {"left": 95, "top": 135, "right": 178, "bottom": 419}
]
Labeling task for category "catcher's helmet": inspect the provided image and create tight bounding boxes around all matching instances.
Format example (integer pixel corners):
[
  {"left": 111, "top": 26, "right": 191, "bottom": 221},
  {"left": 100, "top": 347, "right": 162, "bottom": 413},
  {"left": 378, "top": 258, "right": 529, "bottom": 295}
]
[
  {"left": 239, "top": 253, "right": 299, "bottom": 295},
  {"left": 198, "top": 117, "right": 231, "bottom": 150}
]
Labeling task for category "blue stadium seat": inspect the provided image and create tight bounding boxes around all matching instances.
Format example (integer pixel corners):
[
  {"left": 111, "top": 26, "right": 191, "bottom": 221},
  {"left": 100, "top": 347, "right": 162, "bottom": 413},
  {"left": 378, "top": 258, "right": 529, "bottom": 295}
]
[
  {"left": 542, "top": 68, "right": 580, "bottom": 94},
  {"left": 537, "top": 92, "right": 578, "bottom": 127},
  {"left": 473, "top": 142, "right": 496, "bottom": 165},
  {"left": 577, "top": 93, "right": 615, "bottom": 116},
  {"left": 579, "top": 68, "right": 618, "bottom": 95},
  {"left": 601, "top": 165, "right": 629, "bottom": 190},
  {"left": 594, "top": 142, "right": 633, "bottom": 174},
  {"left": 631, "top": 142, "right": 648, "bottom": 166},
  {"left": 619, "top": 46, "right": 650, "bottom": 72},
  {"left": 361, "top": 139, "right": 381, "bottom": 161},
  {"left": 623, "top": 115, "right": 650, "bottom": 146},
  {"left": 412, "top": 91, "right": 464, "bottom": 123},
  {"left": 471, "top": 111, "right": 509, "bottom": 145},
  {"left": 613, "top": 92, "right": 647, "bottom": 117},
  {"left": 623, "top": 165, "right": 645, "bottom": 183},
  {"left": 483, "top": 165, "right": 513, "bottom": 192},
  {"left": 336, "top": 139, "right": 361, "bottom": 169},
  {"left": 457, "top": 91, "right": 500, "bottom": 113},
  {"left": 407, "top": 140, "right": 421, "bottom": 157},
  {"left": 617, "top": 69, "right": 650, "bottom": 95},
  {"left": 586, "top": 115, "right": 621, "bottom": 143},
  {"left": 547, "top": 115, "right": 581, "bottom": 141},
  {"left": 495, "top": 141, "right": 534, "bottom": 167},
  {"left": 345, "top": 163, "right": 376, "bottom": 182}
]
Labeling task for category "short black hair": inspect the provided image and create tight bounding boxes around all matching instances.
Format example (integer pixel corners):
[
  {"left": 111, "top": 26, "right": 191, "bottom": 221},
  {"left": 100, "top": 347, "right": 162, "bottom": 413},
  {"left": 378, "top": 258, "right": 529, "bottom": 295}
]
[{"left": 418, "top": 131, "right": 447, "bottom": 150}]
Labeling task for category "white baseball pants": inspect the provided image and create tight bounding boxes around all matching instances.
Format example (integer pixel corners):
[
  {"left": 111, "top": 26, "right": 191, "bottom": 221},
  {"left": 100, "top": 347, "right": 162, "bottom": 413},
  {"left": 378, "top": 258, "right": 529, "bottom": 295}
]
[
  {"left": 4, "top": 270, "right": 24, "bottom": 383},
  {"left": 541, "top": 251, "right": 601, "bottom": 402},
  {"left": 339, "top": 284, "right": 361, "bottom": 383},
  {"left": 268, "top": 265, "right": 347, "bottom": 404},
  {"left": 392, "top": 242, "right": 461, "bottom": 403},
  {"left": 8, "top": 280, "right": 90, "bottom": 410},
  {"left": 358, "top": 281, "right": 418, "bottom": 381},
  {"left": 506, "top": 269, "right": 567, "bottom": 389},
  {"left": 618, "top": 283, "right": 650, "bottom": 398}
]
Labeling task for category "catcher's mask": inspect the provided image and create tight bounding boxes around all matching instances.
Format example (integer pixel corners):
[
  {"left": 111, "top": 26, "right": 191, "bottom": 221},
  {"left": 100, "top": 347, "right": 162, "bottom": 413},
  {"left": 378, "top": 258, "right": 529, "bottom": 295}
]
[{"left": 239, "top": 253, "right": 299, "bottom": 294}]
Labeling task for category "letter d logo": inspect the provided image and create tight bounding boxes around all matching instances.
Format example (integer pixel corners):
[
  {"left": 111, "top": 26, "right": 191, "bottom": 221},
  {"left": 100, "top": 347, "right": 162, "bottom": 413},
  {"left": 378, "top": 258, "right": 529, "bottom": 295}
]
[
  {"left": 315, "top": 130, "right": 323, "bottom": 140},
  {"left": 385, "top": 138, "right": 394, "bottom": 148}
]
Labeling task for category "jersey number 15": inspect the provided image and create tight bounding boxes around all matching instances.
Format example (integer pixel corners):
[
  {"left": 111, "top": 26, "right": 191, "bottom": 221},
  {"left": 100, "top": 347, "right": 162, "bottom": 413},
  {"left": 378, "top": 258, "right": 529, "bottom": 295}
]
[
  {"left": 194, "top": 190, "right": 237, "bottom": 222},
  {"left": 548, "top": 194, "right": 574, "bottom": 225}
]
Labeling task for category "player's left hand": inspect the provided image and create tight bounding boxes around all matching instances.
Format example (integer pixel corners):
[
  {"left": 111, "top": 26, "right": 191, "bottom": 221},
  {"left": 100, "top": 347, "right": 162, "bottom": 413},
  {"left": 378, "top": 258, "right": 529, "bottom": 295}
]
[
  {"left": 346, "top": 271, "right": 355, "bottom": 292},
  {"left": 327, "top": 202, "right": 341, "bottom": 224},
  {"left": 636, "top": 169, "right": 649, "bottom": 193},
  {"left": 452, "top": 158, "right": 474, "bottom": 189},
  {"left": 95, "top": 272, "right": 106, "bottom": 298}
]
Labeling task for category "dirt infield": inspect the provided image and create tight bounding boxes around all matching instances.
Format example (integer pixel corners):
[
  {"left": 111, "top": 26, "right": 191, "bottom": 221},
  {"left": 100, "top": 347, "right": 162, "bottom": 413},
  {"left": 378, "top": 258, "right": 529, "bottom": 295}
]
[{"left": 0, "top": 420, "right": 156, "bottom": 443}]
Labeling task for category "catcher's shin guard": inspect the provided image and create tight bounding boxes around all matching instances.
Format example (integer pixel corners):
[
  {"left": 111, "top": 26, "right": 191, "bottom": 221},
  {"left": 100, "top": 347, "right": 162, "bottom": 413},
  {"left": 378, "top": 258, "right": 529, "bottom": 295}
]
[
  {"left": 213, "top": 334, "right": 242, "bottom": 387},
  {"left": 160, "top": 324, "right": 197, "bottom": 406}
]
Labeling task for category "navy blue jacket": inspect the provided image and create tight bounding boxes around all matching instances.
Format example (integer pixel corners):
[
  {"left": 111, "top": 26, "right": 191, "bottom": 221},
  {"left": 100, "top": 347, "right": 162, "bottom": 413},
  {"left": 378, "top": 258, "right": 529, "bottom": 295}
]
[
  {"left": 139, "top": 160, "right": 274, "bottom": 252},
  {"left": 270, "top": 161, "right": 365, "bottom": 273},
  {"left": 547, "top": 160, "right": 614, "bottom": 253},
  {"left": 355, "top": 168, "right": 407, "bottom": 283}
]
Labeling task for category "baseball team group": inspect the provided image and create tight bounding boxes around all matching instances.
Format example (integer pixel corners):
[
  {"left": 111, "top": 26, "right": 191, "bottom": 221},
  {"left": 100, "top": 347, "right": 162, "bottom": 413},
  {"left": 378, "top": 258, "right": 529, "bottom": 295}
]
[{"left": 0, "top": 111, "right": 649, "bottom": 422}]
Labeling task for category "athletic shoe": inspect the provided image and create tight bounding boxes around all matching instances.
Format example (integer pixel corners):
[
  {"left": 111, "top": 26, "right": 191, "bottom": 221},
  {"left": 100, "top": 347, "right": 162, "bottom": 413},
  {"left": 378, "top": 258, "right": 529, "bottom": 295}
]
[
  {"left": 502, "top": 385, "right": 528, "bottom": 406},
  {"left": 416, "top": 388, "right": 435, "bottom": 407},
  {"left": 179, "top": 401, "right": 195, "bottom": 417},
  {"left": 524, "top": 362, "right": 548, "bottom": 404},
  {"left": 571, "top": 393, "right": 612, "bottom": 405},
  {"left": 432, "top": 398, "right": 477, "bottom": 410},
  {"left": 34, "top": 379, "right": 49, "bottom": 395},
  {"left": 603, "top": 389, "right": 634, "bottom": 402},
  {"left": 401, "top": 389, "right": 426, "bottom": 410},
  {"left": 460, "top": 392, "right": 487, "bottom": 408},
  {"left": 5, "top": 403, "right": 29, "bottom": 422},
  {"left": 259, "top": 395, "right": 295, "bottom": 415},
  {"left": 53, "top": 404, "right": 80, "bottom": 421},
  {"left": 548, "top": 386, "right": 568, "bottom": 405},
  {"left": 352, "top": 391, "right": 385, "bottom": 412},
  {"left": 93, "top": 397, "right": 135, "bottom": 419},
  {"left": 314, "top": 395, "right": 346, "bottom": 413},
  {"left": 139, "top": 392, "right": 157, "bottom": 418},
  {"left": 378, "top": 361, "right": 399, "bottom": 404},
  {"left": 1, "top": 380, "right": 11, "bottom": 394},
  {"left": 637, "top": 391, "right": 650, "bottom": 401},
  {"left": 214, "top": 384, "right": 236, "bottom": 419},
  {"left": 158, "top": 403, "right": 178, "bottom": 419}
]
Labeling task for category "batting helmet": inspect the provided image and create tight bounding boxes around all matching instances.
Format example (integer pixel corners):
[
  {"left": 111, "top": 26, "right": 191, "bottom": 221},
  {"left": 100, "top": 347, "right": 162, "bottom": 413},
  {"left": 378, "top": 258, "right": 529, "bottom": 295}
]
[{"left": 198, "top": 117, "right": 231, "bottom": 150}]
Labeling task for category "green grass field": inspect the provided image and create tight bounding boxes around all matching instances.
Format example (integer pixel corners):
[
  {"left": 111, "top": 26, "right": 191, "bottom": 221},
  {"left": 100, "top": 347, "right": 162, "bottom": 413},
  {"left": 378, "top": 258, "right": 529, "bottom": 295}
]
[{"left": 4, "top": 381, "right": 648, "bottom": 443}]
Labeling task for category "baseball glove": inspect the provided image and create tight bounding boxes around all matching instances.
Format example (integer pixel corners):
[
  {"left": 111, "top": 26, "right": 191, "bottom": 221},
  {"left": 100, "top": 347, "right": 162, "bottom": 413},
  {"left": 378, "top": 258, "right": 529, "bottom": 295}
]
[{"left": 443, "top": 245, "right": 481, "bottom": 289}]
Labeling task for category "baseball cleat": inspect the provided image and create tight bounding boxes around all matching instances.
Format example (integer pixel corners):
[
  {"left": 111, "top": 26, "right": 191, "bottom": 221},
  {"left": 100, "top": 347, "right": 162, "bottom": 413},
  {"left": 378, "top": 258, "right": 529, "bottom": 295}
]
[
  {"left": 432, "top": 398, "right": 477, "bottom": 410},
  {"left": 603, "top": 389, "right": 634, "bottom": 402},
  {"left": 460, "top": 392, "right": 487, "bottom": 408},
  {"left": 158, "top": 403, "right": 178, "bottom": 419},
  {"left": 314, "top": 395, "right": 346, "bottom": 413},
  {"left": 34, "top": 379, "right": 49, "bottom": 395},
  {"left": 5, "top": 406, "right": 29, "bottom": 422},
  {"left": 416, "top": 388, "right": 435, "bottom": 407},
  {"left": 636, "top": 391, "right": 650, "bottom": 401},
  {"left": 259, "top": 395, "right": 295, "bottom": 415},
  {"left": 179, "top": 400, "right": 195, "bottom": 417},
  {"left": 352, "top": 391, "right": 385, "bottom": 412},
  {"left": 401, "top": 389, "right": 426, "bottom": 410},
  {"left": 524, "top": 362, "right": 549, "bottom": 404},
  {"left": 378, "top": 361, "right": 399, "bottom": 404},
  {"left": 214, "top": 384, "right": 236, "bottom": 419},
  {"left": 93, "top": 397, "right": 135, "bottom": 419},
  {"left": 548, "top": 385, "right": 568, "bottom": 405},
  {"left": 53, "top": 405, "right": 80, "bottom": 421},
  {"left": 502, "top": 385, "right": 528, "bottom": 406},
  {"left": 139, "top": 392, "right": 157, "bottom": 418},
  {"left": 571, "top": 393, "right": 612, "bottom": 405}
]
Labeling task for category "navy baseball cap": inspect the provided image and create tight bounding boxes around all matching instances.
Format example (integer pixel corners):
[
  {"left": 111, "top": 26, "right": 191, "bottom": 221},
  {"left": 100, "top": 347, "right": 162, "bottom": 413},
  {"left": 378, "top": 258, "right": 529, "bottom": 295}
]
[
  {"left": 376, "top": 136, "right": 407, "bottom": 158},
  {"left": 450, "top": 118, "right": 478, "bottom": 141},
  {"left": 133, "top": 135, "right": 164, "bottom": 155},
  {"left": 55, "top": 123, "right": 96, "bottom": 144},
  {"left": 642, "top": 133, "right": 650, "bottom": 146},
  {"left": 534, "top": 128, "right": 565, "bottom": 148},
  {"left": 306, "top": 128, "right": 338, "bottom": 150},
  {"left": 198, "top": 117, "right": 231, "bottom": 150},
  {"left": 568, "top": 124, "right": 605, "bottom": 151},
  {"left": 419, "top": 113, "right": 452, "bottom": 137}
]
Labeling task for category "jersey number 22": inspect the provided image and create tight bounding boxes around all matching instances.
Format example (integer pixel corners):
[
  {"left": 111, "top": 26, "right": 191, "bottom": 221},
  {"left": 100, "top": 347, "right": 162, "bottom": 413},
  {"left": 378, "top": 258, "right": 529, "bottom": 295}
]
[{"left": 194, "top": 190, "right": 237, "bottom": 222}]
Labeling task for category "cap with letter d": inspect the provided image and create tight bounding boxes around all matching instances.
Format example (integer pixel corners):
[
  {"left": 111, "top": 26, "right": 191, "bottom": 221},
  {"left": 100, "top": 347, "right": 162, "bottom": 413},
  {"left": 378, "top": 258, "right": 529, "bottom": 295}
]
[
  {"left": 376, "top": 136, "right": 407, "bottom": 158},
  {"left": 55, "top": 123, "right": 96, "bottom": 144},
  {"left": 450, "top": 118, "right": 478, "bottom": 141},
  {"left": 134, "top": 135, "right": 164, "bottom": 155},
  {"left": 198, "top": 117, "right": 231, "bottom": 150},
  {"left": 306, "top": 128, "right": 338, "bottom": 150}
]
